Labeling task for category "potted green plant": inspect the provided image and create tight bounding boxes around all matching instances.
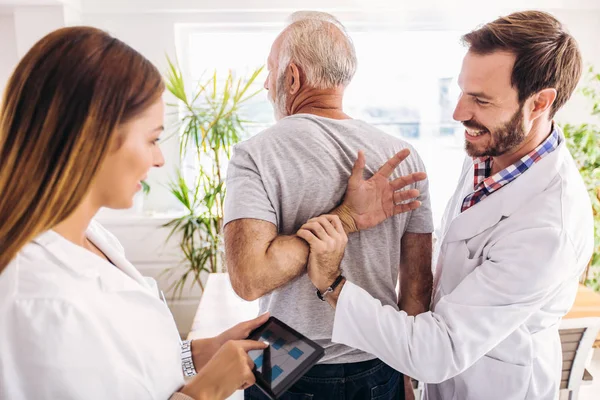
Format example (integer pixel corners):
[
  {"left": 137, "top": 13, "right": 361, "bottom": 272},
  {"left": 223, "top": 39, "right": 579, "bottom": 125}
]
[
  {"left": 128, "top": 180, "right": 151, "bottom": 214},
  {"left": 141, "top": 180, "right": 151, "bottom": 195},
  {"left": 161, "top": 58, "right": 263, "bottom": 296},
  {"left": 561, "top": 67, "right": 600, "bottom": 291}
]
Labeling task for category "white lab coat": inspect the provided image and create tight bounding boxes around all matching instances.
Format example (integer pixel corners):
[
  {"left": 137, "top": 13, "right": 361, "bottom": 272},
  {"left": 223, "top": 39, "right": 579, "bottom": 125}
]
[
  {"left": 332, "top": 133, "right": 594, "bottom": 400},
  {"left": 0, "top": 220, "right": 184, "bottom": 400}
]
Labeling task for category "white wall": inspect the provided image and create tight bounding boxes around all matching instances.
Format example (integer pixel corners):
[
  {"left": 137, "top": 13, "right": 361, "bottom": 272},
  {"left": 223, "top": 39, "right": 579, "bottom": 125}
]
[
  {"left": 554, "top": 10, "right": 600, "bottom": 125},
  {"left": 13, "top": 6, "right": 65, "bottom": 56},
  {"left": 0, "top": 3, "right": 82, "bottom": 95},
  {"left": 82, "top": 12, "right": 183, "bottom": 213},
  {"left": 0, "top": 13, "right": 18, "bottom": 96}
]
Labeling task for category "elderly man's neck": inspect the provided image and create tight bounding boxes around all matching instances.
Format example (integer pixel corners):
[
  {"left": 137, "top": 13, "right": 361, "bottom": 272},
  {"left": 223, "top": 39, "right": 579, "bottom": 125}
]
[{"left": 289, "top": 88, "right": 351, "bottom": 120}]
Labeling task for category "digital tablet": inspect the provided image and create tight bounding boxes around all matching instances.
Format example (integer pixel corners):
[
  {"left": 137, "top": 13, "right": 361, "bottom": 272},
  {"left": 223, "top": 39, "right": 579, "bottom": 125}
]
[{"left": 246, "top": 316, "right": 325, "bottom": 399}]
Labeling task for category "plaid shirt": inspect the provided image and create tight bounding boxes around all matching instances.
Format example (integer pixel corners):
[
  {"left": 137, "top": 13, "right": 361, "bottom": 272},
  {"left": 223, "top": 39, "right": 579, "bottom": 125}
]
[{"left": 461, "top": 128, "right": 560, "bottom": 212}]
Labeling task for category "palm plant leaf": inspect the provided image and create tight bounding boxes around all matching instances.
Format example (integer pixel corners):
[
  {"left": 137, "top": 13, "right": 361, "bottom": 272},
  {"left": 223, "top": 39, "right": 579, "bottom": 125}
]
[{"left": 163, "top": 62, "right": 265, "bottom": 298}]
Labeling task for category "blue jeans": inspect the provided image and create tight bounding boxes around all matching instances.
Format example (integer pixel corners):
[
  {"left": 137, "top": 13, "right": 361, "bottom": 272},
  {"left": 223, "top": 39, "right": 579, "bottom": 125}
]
[{"left": 245, "top": 358, "right": 404, "bottom": 400}]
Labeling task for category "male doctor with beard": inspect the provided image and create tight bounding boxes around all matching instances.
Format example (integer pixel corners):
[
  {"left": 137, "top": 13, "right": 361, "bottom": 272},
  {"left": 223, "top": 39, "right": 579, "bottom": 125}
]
[{"left": 295, "top": 11, "right": 594, "bottom": 400}]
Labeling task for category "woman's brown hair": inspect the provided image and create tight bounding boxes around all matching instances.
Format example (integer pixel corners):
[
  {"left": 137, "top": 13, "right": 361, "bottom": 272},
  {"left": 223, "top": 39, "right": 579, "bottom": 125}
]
[
  {"left": 462, "top": 10, "right": 582, "bottom": 118},
  {"left": 0, "top": 27, "right": 164, "bottom": 272}
]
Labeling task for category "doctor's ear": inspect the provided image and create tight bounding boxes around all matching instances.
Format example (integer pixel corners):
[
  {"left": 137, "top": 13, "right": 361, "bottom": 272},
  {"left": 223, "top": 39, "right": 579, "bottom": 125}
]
[{"left": 528, "top": 88, "right": 557, "bottom": 121}]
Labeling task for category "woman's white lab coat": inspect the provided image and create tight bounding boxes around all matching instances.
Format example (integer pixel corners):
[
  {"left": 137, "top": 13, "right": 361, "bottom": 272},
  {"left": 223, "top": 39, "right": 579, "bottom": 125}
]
[
  {"left": 331, "top": 132, "right": 594, "bottom": 399},
  {"left": 0, "top": 220, "right": 184, "bottom": 399}
]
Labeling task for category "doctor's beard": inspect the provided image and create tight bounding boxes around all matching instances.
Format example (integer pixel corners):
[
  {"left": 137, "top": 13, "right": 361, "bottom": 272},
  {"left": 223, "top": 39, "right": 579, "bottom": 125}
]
[{"left": 464, "top": 105, "right": 527, "bottom": 158}]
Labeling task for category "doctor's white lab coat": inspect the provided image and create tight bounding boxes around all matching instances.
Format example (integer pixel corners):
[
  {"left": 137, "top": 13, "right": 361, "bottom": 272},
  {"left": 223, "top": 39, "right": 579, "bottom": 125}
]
[
  {"left": 332, "top": 132, "right": 594, "bottom": 399},
  {"left": 0, "top": 221, "right": 184, "bottom": 399}
]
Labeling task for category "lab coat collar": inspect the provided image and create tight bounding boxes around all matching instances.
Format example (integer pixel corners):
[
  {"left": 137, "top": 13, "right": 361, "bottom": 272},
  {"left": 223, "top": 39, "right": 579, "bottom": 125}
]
[
  {"left": 32, "top": 222, "right": 153, "bottom": 294},
  {"left": 443, "top": 131, "right": 566, "bottom": 243},
  {"left": 32, "top": 229, "right": 100, "bottom": 278},
  {"left": 86, "top": 221, "right": 153, "bottom": 292}
]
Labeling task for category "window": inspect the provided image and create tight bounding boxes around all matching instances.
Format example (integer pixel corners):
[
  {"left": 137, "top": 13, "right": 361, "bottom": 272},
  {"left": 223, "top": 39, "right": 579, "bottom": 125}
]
[
  {"left": 181, "top": 24, "right": 470, "bottom": 225},
  {"left": 183, "top": 26, "right": 279, "bottom": 137}
]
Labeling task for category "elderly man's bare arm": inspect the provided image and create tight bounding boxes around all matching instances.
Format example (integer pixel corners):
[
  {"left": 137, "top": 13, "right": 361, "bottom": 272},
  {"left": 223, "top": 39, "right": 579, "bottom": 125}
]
[
  {"left": 226, "top": 149, "right": 426, "bottom": 301},
  {"left": 225, "top": 219, "right": 309, "bottom": 301}
]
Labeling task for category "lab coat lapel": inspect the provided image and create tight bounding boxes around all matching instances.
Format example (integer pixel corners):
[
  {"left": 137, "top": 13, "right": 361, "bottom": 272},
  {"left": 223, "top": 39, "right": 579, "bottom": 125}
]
[
  {"left": 443, "top": 140, "right": 565, "bottom": 243},
  {"left": 32, "top": 225, "right": 153, "bottom": 295},
  {"left": 85, "top": 224, "right": 154, "bottom": 294},
  {"left": 32, "top": 230, "right": 100, "bottom": 279},
  {"left": 86, "top": 226, "right": 147, "bottom": 285}
]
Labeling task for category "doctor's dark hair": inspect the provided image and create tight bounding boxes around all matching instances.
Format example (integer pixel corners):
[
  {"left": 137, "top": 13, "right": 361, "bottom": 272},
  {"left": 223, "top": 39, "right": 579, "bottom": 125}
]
[
  {"left": 462, "top": 10, "right": 582, "bottom": 119},
  {"left": 0, "top": 27, "right": 164, "bottom": 272}
]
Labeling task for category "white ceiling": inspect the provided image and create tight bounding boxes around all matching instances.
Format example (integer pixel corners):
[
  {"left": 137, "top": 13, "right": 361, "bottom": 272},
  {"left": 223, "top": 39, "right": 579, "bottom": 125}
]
[
  {"left": 0, "top": 0, "right": 80, "bottom": 15},
  {"left": 0, "top": 0, "right": 60, "bottom": 5},
  {"left": 1, "top": 0, "right": 599, "bottom": 15},
  {"left": 78, "top": 0, "right": 600, "bottom": 14}
]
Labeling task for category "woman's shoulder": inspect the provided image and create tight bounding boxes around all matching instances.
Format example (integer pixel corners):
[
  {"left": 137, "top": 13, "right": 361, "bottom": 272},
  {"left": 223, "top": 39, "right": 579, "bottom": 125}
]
[
  {"left": 0, "top": 237, "right": 91, "bottom": 305},
  {"left": 88, "top": 219, "right": 125, "bottom": 254}
]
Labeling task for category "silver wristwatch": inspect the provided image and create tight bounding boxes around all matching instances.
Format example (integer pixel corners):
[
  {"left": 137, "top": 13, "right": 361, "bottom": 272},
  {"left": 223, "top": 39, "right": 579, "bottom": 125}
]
[{"left": 181, "top": 340, "right": 197, "bottom": 377}]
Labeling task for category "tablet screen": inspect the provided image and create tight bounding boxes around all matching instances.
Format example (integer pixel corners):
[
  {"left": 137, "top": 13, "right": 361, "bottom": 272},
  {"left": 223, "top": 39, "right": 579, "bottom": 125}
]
[{"left": 247, "top": 317, "right": 323, "bottom": 396}]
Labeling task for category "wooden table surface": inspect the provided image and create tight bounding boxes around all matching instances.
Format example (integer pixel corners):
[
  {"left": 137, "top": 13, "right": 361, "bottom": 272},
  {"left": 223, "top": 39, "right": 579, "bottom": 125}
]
[{"left": 564, "top": 284, "right": 600, "bottom": 347}]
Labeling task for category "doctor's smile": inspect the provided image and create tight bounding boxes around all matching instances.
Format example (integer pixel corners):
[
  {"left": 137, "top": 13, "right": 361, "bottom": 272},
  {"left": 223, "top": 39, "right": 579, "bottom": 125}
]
[{"left": 0, "top": 7, "right": 596, "bottom": 400}]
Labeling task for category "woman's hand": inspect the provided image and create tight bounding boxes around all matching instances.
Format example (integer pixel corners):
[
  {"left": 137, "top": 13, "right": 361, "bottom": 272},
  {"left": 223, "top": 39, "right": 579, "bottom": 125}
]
[
  {"left": 191, "top": 313, "right": 269, "bottom": 370},
  {"left": 181, "top": 340, "right": 268, "bottom": 400}
]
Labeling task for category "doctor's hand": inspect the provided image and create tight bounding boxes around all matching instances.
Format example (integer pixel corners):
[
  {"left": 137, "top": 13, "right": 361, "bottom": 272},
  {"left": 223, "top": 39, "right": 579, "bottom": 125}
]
[
  {"left": 192, "top": 312, "right": 270, "bottom": 370},
  {"left": 297, "top": 215, "right": 347, "bottom": 293},
  {"left": 180, "top": 340, "right": 268, "bottom": 400},
  {"left": 333, "top": 149, "right": 426, "bottom": 233}
]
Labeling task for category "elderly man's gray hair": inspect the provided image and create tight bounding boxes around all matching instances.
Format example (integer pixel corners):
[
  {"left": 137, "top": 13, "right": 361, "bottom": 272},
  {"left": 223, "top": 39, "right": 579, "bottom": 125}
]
[{"left": 278, "top": 11, "right": 357, "bottom": 89}]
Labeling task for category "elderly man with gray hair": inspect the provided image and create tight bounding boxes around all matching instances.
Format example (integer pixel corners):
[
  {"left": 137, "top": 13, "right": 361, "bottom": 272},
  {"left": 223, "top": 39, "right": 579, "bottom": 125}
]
[{"left": 224, "top": 11, "right": 433, "bottom": 400}]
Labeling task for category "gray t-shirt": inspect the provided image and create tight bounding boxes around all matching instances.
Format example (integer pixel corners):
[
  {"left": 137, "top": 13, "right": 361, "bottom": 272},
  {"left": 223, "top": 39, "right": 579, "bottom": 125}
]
[{"left": 224, "top": 113, "right": 434, "bottom": 364}]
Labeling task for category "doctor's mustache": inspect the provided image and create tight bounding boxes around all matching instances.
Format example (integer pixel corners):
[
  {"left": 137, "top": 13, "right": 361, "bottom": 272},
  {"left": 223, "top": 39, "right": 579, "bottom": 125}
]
[{"left": 462, "top": 120, "right": 488, "bottom": 131}]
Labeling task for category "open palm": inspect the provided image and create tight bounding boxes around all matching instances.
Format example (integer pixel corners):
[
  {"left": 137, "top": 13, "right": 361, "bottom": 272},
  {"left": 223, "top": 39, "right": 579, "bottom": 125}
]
[{"left": 343, "top": 149, "right": 426, "bottom": 231}]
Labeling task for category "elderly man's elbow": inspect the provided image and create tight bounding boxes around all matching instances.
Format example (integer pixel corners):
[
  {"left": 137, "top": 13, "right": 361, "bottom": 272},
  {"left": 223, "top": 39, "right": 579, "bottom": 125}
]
[
  {"left": 232, "top": 283, "right": 262, "bottom": 301},
  {"left": 228, "top": 267, "right": 261, "bottom": 301}
]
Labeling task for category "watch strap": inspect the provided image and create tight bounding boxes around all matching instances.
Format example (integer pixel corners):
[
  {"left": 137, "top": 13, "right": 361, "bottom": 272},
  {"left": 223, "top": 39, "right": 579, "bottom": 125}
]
[{"left": 316, "top": 274, "right": 345, "bottom": 301}]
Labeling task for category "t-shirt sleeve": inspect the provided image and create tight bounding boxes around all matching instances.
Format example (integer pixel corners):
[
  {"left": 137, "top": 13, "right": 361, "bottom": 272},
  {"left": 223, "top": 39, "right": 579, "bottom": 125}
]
[
  {"left": 405, "top": 149, "right": 434, "bottom": 234},
  {"left": 223, "top": 144, "right": 277, "bottom": 227}
]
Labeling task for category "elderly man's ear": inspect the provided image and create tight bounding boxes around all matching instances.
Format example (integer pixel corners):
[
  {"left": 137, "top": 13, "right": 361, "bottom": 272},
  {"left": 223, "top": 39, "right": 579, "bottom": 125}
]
[{"left": 287, "top": 63, "right": 301, "bottom": 95}]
